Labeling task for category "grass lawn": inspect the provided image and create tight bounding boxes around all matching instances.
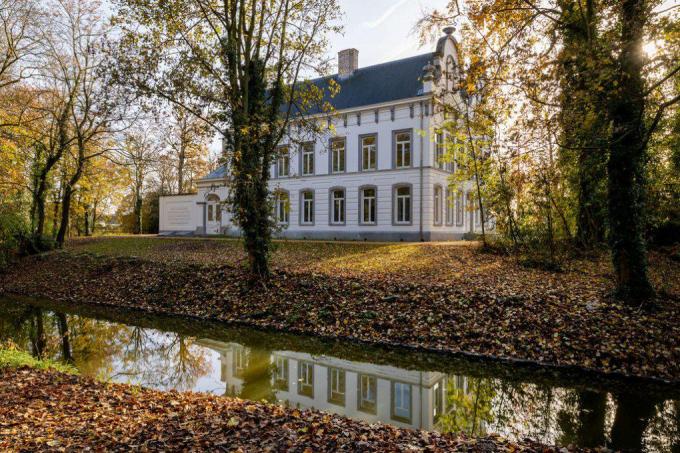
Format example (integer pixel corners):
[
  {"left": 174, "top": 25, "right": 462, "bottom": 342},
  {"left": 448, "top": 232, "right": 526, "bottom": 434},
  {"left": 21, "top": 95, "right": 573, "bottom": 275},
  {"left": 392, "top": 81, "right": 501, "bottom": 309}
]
[
  {"left": 66, "top": 235, "right": 680, "bottom": 299},
  {"left": 0, "top": 347, "right": 77, "bottom": 374}
]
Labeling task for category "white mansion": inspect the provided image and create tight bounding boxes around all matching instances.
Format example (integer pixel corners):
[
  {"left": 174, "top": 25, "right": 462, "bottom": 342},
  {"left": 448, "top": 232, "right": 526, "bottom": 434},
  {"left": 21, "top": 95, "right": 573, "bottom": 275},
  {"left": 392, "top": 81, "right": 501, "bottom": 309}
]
[{"left": 159, "top": 29, "right": 486, "bottom": 241}]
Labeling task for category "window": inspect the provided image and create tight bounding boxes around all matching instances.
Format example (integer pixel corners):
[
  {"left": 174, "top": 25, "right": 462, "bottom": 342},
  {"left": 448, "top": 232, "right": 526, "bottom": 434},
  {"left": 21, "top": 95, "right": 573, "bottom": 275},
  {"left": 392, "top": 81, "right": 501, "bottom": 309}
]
[
  {"left": 301, "top": 143, "right": 314, "bottom": 175},
  {"left": 391, "top": 381, "right": 412, "bottom": 423},
  {"left": 360, "top": 135, "right": 377, "bottom": 171},
  {"left": 435, "top": 132, "right": 444, "bottom": 169},
  {"left": 298, "top": 361, "right": 314, "bottom": 397},
  {"left": 394, "top": 185, "right": 412, "bottom": 225},
  {"left": 277, "top": 147, "right": 289, "bottom": 177},
  {"left": 433, "top": 380, "right": 444, "bottom": 421},
  {"left": 233, "top": 346, "right": 248, "bottom": 379},
  {"left": 455, "top": 192, "right": 464, "bottom": 226},
  {"left": 273, "top": 356, "right": 289, "bottom": 391},
  {"left": 300, "top": 190, "right": 314, "bottom": 225},
  {"left": 434, "top": 185, "right": 443, "bottom": 226},
  {"left": 330, "top": 188, "right": 345, "bottom": 225},
  {"left": 358, "top": 374, "right": 377, "bottom": 414},
  {"left": 275, "top": 191, "right": 289, "bottom": 224},
  {"left": 446, "top": 188, "right": 454, "bottom": 225},
  {"left": 331, "top": 138, "right": 346, "bottom": 173},
  {"left": 394, "top": 131, "right": 411, "bottom": 168},
  {"left": 360, "top": 187, "right": 377, "bottom": 225},
  {"left": 327, "top": 367, "right": 345, "bottom": 405}
]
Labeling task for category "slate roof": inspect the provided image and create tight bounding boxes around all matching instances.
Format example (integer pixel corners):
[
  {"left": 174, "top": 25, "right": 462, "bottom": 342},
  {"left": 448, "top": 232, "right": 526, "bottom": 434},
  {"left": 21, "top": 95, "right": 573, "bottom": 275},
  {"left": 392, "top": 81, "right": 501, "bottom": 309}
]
[
  {"left": 204, "top": 166, "right": 228, "bottom": 180},
  {"left": 295, "top": 52, "right": 434, "bottom": 115}
]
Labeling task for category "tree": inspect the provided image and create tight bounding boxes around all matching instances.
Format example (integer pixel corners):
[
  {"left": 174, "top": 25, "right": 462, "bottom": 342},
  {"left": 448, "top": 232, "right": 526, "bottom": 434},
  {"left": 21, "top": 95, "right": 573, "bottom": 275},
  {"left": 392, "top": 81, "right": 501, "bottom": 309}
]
[
  {"left": 0, "top": 0, "right": 42, "bottom": 91},
  {"left": 114, "top": 124, "right": 161, "bottom": 234},
  {"left": 53, "top": 0, "right": 131, "bottom": 246},
  {"left": 113, "top": 0, "right": 341, "bottom": 278},
  {"left": 165, "top": 103, "right": 211, "bottom": 194}
]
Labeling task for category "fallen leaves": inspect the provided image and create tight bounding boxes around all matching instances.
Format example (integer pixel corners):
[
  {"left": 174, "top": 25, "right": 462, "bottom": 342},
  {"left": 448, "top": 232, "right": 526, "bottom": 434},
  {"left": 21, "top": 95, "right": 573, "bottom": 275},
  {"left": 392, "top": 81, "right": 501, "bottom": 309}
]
[
  {"left": 1, "top": 237, "right": 679, "bottom": 382},
  {"left": 0, "top": 367, "right": 581, "bottom": 452}
]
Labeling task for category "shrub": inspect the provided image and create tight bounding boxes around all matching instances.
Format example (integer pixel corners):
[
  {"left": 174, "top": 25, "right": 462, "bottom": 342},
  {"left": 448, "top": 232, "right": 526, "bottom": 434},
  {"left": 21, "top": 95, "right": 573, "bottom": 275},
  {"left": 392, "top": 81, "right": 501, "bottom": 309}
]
[{"left": 0, "top": 210, "right": 26, "bottom": 269}]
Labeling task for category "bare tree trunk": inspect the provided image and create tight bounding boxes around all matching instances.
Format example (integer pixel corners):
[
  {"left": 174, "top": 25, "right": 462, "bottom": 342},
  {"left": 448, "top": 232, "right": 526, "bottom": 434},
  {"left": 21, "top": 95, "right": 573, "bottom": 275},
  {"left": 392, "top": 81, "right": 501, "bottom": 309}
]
[{"left": 56, "top": 312, "right": 73, "bottom": 364}]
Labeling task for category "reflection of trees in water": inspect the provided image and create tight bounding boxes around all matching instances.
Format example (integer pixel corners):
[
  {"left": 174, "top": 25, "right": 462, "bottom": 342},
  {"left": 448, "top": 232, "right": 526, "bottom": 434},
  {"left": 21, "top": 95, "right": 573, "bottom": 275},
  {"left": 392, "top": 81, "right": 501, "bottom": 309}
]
[
  {"left": 238, "top": 348, "right": 275, "bottom": 403},
  {"left": 610, "top": 393, "right": 657, "bottom": 452},
  {"left": 437, "top": 376, "right": 495, "bottom": 435},
  {"left": 116, "top": 332, "right": 210, "bottom": 391},
  {"left": 557, "top": 390, "right": 608, "bottom": 448}
]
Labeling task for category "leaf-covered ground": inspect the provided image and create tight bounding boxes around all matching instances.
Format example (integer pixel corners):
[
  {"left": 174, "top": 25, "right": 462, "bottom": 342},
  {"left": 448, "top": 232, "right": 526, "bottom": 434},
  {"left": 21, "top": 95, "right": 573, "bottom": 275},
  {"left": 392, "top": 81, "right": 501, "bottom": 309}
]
[
  {"left": 0, "top": 367, "right": 578, "bottom": 452},
  {"left": 1, "top": 236, "right": 679, "bottom": 381}
]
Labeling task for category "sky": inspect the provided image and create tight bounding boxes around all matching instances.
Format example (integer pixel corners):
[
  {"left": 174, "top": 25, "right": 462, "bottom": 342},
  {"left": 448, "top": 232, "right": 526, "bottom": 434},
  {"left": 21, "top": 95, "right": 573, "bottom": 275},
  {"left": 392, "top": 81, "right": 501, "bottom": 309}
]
[{"left": 326, "top": 0, "right": 450, "bottom": 69}]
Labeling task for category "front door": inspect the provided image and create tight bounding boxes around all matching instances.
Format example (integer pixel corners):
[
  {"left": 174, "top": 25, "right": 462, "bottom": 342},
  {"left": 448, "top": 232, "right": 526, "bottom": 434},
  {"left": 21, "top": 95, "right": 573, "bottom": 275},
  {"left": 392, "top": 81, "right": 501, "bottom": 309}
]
[{"left": 206, "top": 200, "right": 221, "bottom": 235}]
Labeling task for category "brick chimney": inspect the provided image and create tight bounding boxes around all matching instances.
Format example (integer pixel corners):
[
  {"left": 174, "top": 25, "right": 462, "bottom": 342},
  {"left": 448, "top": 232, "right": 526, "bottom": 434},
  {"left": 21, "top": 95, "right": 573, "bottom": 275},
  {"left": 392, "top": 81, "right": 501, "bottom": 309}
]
[{"left": 338, "top": 48, "right": 359, "bottom": 77}]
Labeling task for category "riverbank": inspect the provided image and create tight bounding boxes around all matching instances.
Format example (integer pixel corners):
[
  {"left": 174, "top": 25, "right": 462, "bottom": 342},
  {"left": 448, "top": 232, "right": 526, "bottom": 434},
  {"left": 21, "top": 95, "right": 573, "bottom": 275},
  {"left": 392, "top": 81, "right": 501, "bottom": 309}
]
[
  {"left": 1, "top": 236, "right": 679, "bottom": 382},
  {"left": 0, "top": 367, "right": 574, "bottom": 452}
]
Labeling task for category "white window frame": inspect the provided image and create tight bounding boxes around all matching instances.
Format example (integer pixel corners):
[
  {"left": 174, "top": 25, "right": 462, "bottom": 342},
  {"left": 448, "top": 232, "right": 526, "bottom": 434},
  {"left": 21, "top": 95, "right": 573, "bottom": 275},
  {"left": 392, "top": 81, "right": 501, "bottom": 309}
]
[
  {"left": 298, "top": 361, "right": 314, "bottom": 398},
  {"left": 435, "top": 132, "right": 444, "bottom": 169},
  {"left": 455, "top": 191, "right": 464, "bottom": 226},
  {"left": 300, "top": 190, "right": 314, "bottom": 225},
  {"left": 273, "top": 356, "right": 289, "bottom": 391},
  {"left": 327, "top": 367, "right": 346, "bottom": 405},
  {"left": 330, "top": 188, "right": 346, "bottom": 225},
  {"left": 274, "top": 191, "right": 289, "bottom": 225},
  {"left": 276, "top": 147, "right": 290, "bottom": 177},
  {"left": 301, "top": 142, "right": 314, "bottom": 175},
  {"left": 393, "top": 184, "right": 412, "bottom": 225},
  {"left": 330, "top": 138, "right": 346, "bottom": 173},
  {"left": 434, "top": 185, "right": 443, "bottom": 226},
  {"left": 358, "top": 374, "right": 377, "bottom": 414},
  {"left": 359, "top": 186, "right": 377, "bottom": 225},
  {"left": 393, "top": 130, "right": 412, "bottom": 169},
  {"left": 391, "top": 381, "right": 412, "bottom": 423},
  {"left": 360, "top": 134, "right": 377, "bottom": 171},
  {"left": 446, "top": 188, "right": 454, "bottom": 225}
]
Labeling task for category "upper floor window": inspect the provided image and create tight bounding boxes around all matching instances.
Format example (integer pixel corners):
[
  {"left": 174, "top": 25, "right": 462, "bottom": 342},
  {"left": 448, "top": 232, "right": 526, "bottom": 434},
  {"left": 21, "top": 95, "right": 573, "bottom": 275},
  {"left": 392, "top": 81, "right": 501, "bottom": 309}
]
[
  {"left": 435, "top": 132, "right": 444, "bottom": 169},
  {"left": 301, "top": 190, "right": 314, "bottom": 225},
  {"left": 331, "top": 138, "right": 346, "bottom": 173},
  {"left": 391, "top": 381, "right": 412, "bottom": 423},
  {"left": 394, "top": 185, "right": 412, "bottom": 225},
  {"left": 276, "top": 146, "right": 290, "bottom": 177},
  {"left": 233, "top": 346, "right": 248, "bottom": 379},
  {"left": 301, "top": 142, "right": 314, "bottom": 175},
  {"left": 298, "top": 361, "right": 314, "bottom": 398},
  {"left": 360, "top": 187, "right": 377, "bottom": 225},
  {"left": 327, "top": 367, "right": 346, "bottom": 406},
  {"left": 434, "top": 185, "right": 443, "bottom": 225},
  {"left": 358, "top": 374, "right": 377, "bottom": 414},
  {"left": 361, "top": 135, "right": 377, "bottom": 171},
  {"left": 330, "top": 188, "right": 345, "bottom": 225},
  {"left": 274, "top": 191, "right": 289, "bottom": 224},
  {"left": 433, "top": 380, "right": 444, "bottom": 421},
  {"left": 394, "top": 131, "right": 411, "bottom": 168}
]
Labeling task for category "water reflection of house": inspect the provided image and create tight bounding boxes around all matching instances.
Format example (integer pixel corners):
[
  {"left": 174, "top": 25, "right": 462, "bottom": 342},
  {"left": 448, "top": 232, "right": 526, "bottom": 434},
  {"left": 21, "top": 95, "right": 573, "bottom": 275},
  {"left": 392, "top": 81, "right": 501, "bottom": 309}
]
[{"left": 197, "top": 339, "right": 471, "bottom": 431}]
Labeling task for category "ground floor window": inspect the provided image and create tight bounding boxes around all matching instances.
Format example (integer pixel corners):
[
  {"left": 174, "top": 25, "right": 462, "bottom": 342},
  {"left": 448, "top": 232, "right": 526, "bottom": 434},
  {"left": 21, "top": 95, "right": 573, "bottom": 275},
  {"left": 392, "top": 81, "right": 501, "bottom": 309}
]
[
  {"left": 273, "top": 356, "right": 289, "bottom": 391},
  {"left": 330, "top": 188, "right": 345, "bottom": 225},
  {"left": 434, "top": 185, "right": 443, "bottom": 225},
  {"left": 456, "top": 192, "right": 464, "bottom": 226},
  {"left": 301, "top": 190, "right": 314, "bottom": 225},
  {"left": 298, "top": 361, "right": 314, "bottom": 397},
  {"left": 358, "top": 374, "right": 377, "bottom": 414},
  {"left": 360, "top": 187, "right": 377, "bottom": 225},
  {"left": 394, "top": 185, "right": 412, "bottom": 224},
  {"left": 446, "top": 188, "right": 454, "bottom": 225},
  {"left": 391, "top": 381, "right": 412, "bottom": 423},
  {"left": 275, "top": 191, "right": 289, "bottom": 224},
  {"left": 327, "top": 367, "right": 346, "bottom": 405}
]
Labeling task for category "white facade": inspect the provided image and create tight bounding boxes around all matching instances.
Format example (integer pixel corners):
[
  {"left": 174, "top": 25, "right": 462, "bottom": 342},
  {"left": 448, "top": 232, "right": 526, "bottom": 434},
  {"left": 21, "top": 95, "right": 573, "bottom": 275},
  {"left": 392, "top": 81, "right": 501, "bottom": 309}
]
[
  {"left": 159, "top": 30, "right": 488, "bottom": 241},
  {"left": 196, "top": 339, "right": 479, "bottom": 432}
]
